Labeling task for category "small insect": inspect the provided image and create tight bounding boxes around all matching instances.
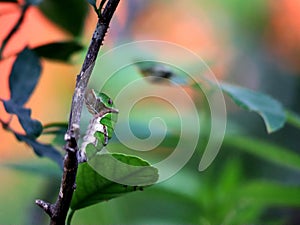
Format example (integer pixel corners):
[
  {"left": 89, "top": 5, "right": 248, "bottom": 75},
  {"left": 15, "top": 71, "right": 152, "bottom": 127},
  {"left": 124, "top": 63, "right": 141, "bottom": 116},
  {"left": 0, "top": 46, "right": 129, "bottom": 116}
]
[{"left": 80, "top": 89, "right": 118, "bottom": 160}]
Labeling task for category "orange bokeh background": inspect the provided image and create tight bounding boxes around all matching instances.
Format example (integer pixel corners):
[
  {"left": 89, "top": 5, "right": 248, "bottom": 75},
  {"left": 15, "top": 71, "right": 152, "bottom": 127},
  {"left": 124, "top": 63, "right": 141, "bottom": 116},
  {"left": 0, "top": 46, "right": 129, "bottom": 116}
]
[{"left": 267, "top": 0, "right": 300, "bottom": 72}]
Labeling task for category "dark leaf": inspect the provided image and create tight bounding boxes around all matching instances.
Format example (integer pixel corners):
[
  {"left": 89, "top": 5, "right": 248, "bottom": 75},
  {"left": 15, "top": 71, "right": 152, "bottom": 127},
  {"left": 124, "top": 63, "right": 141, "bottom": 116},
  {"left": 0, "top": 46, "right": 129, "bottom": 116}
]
[
  {"left": 9, "top": 47, "right": 41, "bottom": 106},
  {"left": 33, "top": 41, "right": 83, "bottom": 61},
  {"left": 71, "top": 153, "right": 158, "bottom": 211},
  {"left": 221, "top": 83, "right": 286, "bottom": 133},
  {"left": 0, "top": 0, "right": 18, "bottom": 2},
  {"left": 3, "top": 101, "right": 42, "bottom": 137},
  {"left": 135, "top": 61, "right": 188, "bottom": 85},
  {"left": 87, "top": 0, "right": 96, "bottom": 7},
  {"left": 86, "top": 0, "right": 99, "bottom": 16},
  {"left": 39, "top": 0, "right": 89, "bottom": 36},
  {"left": 15, "top": 134, "right": 63, "bottom": 168},
  {"left": 26, "top": 0, "right": 43, "bottom": 5}
]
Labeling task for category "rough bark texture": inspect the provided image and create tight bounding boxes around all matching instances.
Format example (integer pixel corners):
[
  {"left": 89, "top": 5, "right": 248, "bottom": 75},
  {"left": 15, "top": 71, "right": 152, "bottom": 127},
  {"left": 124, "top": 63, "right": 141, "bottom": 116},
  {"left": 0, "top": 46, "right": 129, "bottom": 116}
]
[{"left": 35, "top": 1, "right": 121, "bottom": 224}]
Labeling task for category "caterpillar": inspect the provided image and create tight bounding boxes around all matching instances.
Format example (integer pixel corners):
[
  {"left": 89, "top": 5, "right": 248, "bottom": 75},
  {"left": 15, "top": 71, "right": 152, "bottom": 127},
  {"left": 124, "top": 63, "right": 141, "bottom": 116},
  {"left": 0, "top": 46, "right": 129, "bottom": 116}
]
[{"left": 80, "top": 89, "right": 118, "bottom": 160}]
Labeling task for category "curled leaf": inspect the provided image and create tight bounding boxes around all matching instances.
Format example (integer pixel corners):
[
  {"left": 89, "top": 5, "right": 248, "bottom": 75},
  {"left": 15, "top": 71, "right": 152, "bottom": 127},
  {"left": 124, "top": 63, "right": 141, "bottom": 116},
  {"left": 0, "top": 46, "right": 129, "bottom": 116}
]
[{"left": 221, "top": 83, "right": 286, "bottom": 133}]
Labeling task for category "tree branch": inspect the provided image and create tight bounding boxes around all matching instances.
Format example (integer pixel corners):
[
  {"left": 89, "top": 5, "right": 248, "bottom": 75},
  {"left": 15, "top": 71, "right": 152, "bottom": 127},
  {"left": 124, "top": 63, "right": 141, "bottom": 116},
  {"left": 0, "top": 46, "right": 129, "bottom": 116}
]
[{"left": 35, "top": 0, "right": 120, "bottom": 224}]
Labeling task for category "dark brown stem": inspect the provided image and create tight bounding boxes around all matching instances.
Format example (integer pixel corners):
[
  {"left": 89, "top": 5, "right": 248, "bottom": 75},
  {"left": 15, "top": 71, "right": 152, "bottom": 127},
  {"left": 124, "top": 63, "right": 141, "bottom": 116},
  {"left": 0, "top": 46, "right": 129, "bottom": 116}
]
[
  {"left": 35, "top": 0, "right": 120, "bottom": 224},
  {"left": 0, "top": 3, "right": 30, "bottom": 60}
]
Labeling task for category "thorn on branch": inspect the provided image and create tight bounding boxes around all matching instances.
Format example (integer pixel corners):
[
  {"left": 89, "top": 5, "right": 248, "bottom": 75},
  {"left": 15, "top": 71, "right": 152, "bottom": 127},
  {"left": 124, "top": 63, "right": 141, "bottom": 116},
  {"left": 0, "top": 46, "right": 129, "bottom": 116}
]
[{"left": 35, "top": 199, "right": 53, "bottom": 217}]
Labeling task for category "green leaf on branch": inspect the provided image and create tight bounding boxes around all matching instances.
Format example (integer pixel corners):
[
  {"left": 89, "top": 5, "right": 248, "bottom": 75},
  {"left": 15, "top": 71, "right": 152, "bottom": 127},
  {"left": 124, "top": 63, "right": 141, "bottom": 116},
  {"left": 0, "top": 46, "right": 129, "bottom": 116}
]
[
  {"left": 39, "top": 0, "right": 89, "bottom": 36},
  {"left": 42, "top": 122, "right": 68, "bottom": 135},
  {"left": 33, "top": 41, "right": 83, "bottom": 62},
  {"left": 71, "top": 153, "right": 159, "bottom": 211},
  {"left": 42, "top": 122, "right": 68, "bottom": 147},
  {"left": 7, "top": 47, "right": 41, "bottom": 106},
  {"left": 221, "top": 83, "right": 286, "bottom": 133}
]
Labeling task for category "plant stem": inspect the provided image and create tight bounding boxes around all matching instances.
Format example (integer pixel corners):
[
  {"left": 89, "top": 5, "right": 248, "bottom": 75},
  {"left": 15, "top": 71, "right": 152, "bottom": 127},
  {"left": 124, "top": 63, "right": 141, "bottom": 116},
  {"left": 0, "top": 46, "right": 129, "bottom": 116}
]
[
  {"left": 0, "top": 3, "right": 30, "bottom": 60},
  {"left": 35, "top": 0, "right": 120, "bottom": 224},
  {"left": 286, "top": 110, "right": 300, "bottom": 129}
]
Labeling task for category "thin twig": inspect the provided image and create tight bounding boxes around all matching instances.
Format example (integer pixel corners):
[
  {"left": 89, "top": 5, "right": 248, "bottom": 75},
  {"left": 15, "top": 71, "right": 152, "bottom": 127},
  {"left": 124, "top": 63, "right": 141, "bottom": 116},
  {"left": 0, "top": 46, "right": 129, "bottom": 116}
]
[
  {"left": 0, "top": 3, "right": 30, "bottom": 60},
  {"left": 35, "top": 0, "right": 121, "bottom": 224}
]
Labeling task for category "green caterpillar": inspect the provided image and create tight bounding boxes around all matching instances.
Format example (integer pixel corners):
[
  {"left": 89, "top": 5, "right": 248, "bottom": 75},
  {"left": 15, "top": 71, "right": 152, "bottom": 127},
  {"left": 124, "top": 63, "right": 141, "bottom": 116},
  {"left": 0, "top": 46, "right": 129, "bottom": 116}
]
[{"left": 80, "top": 89, "right": 118, "bottom": 160}]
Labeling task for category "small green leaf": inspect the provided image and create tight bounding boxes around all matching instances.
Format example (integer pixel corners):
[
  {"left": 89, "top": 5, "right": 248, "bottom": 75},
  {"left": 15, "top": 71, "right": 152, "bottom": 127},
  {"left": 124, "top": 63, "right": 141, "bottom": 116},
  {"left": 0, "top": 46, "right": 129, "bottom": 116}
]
[
  {"left": 43, "top": 122, "right": 68, "bottom": 135},
  {"left": 33, "top": 41, "right": 83, "bottom": 61},
  {"left": 221, "top": 83, "right": 286, "bottom": 133},
  {"left": 71, "top": 153, "right": 158, "bottom": 211},
  {"left": 42, "top": 122, "right": 68, "bottom": 146},
  {"left": 225, "top": 136, "right": 300, "bottom": 171},
  {"left": 39, "top": 0, "right": 89, "bottom": 36},
  {"left": 8, "top": 47, "right": 41, "bottom": 106}
]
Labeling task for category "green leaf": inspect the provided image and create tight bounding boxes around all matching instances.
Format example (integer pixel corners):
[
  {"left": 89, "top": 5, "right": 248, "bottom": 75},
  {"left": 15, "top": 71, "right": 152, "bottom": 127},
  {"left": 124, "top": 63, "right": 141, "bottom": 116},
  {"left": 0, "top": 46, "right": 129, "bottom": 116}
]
[
  {"left": 42, "top": 122, "right": 68, "bottom": 146},
  {"left": 39, "top": 0, "right": 89, "bottom": 36},
  {"left": 8, "top": 47, "right": 41, "bottom": 106},
  {"left": 225, "top": 136, "right": 300, "bottom": 171},
  {"left": 33, "top": 41, "right": 83, "bottom": 61},
  {"left": 286, "top": 110, "right": 300, "bottom": 129},
  {"left": 221, "top": 83, "right": 286, "bottom": 133},
  {"left": 71, "top": 153, "right": 158, "bottom": 211},
  {"left": 3, "top": 101, "right": 42, "bottom": 137},
  {"left": 43, "top": 122, "right": 68, "bottom": 135}
]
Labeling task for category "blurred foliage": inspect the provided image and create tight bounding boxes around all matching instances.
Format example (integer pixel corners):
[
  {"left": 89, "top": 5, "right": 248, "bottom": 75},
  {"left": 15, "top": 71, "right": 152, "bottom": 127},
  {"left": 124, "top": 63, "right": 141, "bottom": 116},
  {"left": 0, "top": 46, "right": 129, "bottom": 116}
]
[{"left": 38, "top": 0, "right": 89, "bottom": 36}]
